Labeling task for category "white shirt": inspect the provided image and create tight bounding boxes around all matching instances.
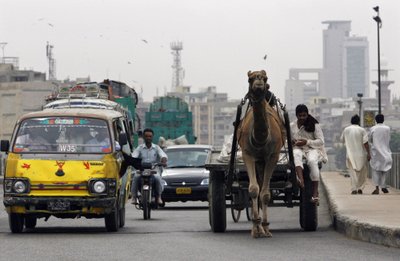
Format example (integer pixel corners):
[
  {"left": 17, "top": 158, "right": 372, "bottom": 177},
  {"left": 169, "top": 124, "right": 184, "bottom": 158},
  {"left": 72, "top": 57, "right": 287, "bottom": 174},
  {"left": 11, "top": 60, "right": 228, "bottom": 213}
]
[
  {"left": 132, "top": 143, "right": 167, "bottom": 164},
  {"left": 340, "top": 124, "right": 368, "bottom": 171},
  {"left": 290, "top": 121, "right": 328, "bottom": 163},
  {"left": 369, "top": 123, "right": 392, "bottom": 171}
]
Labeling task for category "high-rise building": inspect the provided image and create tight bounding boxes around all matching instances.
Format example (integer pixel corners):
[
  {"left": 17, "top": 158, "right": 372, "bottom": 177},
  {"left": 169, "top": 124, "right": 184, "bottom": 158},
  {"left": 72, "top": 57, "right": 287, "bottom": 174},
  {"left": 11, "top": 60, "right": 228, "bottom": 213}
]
[
  {"left": 343, "top": 36, "right": 369, "bottom": 98},
  {"left": 284, "top": 68, "right": 322, "bottom": 111},
  {"left": 321, "top": 21, "right": 369, "bottom": 99},
  {"left": 321, "top": 21, "right": 351, "bottom": 98}
]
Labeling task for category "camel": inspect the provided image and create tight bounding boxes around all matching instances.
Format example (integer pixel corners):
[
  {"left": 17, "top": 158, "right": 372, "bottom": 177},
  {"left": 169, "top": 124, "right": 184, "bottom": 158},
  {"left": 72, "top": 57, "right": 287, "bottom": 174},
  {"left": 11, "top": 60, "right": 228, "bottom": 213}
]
[{"left": 237, "top": 70, "right": 284, "bottom": 238}]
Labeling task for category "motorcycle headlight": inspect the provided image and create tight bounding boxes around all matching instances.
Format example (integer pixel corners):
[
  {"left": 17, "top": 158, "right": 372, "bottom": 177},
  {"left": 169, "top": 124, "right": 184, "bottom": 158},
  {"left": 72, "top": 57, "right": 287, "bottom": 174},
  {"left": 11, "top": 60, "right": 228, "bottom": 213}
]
[
  {"left": 92, "top": 180, "right": 106, "bottom": 193},
  {"left": 14, "top": 180, "right": 27, "bottom": 193},
  {"left": 200, "top": 178, "right": 209, "bottom": 186}
]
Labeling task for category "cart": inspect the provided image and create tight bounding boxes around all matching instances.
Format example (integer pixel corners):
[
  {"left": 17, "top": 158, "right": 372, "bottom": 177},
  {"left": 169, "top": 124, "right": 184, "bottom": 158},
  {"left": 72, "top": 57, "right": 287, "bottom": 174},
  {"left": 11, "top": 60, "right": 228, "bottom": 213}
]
[{"left": 206, "top": 102, "right": 318, "bottom": 233}]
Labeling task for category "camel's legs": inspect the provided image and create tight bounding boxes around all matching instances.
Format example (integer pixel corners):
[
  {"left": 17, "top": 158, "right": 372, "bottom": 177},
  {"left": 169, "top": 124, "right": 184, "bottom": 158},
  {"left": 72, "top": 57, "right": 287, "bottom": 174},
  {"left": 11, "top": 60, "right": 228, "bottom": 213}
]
[
  {"left": 243, "top": 154, "right": 266, "bottom": 238},
  {"left": 259, "top": 159, "right": 277, "bottom": 237}
]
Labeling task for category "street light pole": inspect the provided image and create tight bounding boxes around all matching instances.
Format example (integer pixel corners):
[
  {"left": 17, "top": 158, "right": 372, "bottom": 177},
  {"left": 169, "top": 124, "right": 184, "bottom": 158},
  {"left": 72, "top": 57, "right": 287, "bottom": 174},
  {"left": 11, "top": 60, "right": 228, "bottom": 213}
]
[{"left": 373, "top": 6, "right": 382, "bottom": 114}]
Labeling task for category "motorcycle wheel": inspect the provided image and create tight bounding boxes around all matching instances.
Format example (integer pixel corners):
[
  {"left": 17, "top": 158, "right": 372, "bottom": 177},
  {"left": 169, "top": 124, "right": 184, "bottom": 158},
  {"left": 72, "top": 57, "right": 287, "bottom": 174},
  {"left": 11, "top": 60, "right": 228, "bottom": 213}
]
[{"left": 142, "top": 190, "right": 151, "bottom": 220}]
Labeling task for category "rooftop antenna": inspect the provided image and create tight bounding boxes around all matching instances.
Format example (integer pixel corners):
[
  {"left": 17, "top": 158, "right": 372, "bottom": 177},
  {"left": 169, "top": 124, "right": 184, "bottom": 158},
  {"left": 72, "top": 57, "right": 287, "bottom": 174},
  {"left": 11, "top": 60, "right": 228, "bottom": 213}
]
[
  {"left": 0, "top": 42, "right": 7, "bottom": 63},
  {"left": 46, "top": 41, "right": 56, "bottom": 80},
  {"left": 170, "top": 41, "right": 184, "bottom": 92}
]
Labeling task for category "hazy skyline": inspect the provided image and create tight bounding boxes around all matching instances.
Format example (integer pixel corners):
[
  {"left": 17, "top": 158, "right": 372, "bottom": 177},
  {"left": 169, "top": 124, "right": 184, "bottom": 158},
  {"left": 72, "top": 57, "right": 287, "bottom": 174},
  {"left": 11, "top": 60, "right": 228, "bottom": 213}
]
[{"left": 1, "top": 0, "right": 399, "bottom": 102}]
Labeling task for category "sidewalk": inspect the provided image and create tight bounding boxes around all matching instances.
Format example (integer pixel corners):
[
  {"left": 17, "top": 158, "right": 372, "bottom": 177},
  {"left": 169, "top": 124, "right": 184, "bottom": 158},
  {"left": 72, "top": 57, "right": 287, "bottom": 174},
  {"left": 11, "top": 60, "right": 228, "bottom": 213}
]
[{"left": 321, "top": 171, "right": 400, "bottom": 248}]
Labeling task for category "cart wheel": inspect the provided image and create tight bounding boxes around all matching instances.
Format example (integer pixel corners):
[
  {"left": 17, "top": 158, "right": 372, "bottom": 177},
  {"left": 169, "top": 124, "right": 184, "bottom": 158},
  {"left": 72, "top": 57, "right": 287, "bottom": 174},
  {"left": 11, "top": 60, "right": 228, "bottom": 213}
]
[
  {"left": 231, "top": 199, "right": 242, "bottom": 223},
  {"left": 209, "top": 171, "right": 226, "bottom": 232},
  {"left": 299, "top": 166, "right": 318, "bottom": 231}
]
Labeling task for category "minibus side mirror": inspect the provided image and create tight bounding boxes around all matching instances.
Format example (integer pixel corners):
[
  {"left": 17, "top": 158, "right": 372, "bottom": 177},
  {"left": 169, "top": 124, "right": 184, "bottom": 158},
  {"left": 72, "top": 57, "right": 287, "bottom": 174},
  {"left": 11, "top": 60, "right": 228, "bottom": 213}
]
[
  {"left": 0, "top": 140, "right": 10, "bottom": 152},
  {"left": 118, "top": 133, "right": 128, "bottom": 146}
]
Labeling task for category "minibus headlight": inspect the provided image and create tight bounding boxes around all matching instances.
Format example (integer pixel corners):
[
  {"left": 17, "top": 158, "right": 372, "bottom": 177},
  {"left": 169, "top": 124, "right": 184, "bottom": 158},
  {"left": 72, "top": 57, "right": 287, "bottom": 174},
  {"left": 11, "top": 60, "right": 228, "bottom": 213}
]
[
  {"left": 14, "top": 181, "right": 27, "bottom": 193},
  {"left": 93, "top": 180, "right": 106, "bottom": 193}
]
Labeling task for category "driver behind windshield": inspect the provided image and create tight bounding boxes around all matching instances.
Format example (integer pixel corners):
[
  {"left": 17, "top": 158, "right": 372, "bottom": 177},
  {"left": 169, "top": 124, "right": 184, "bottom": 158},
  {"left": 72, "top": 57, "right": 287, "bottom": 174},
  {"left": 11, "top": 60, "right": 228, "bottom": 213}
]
[{"left": 15, "top": 127, "right": 50, "bottom": 152}]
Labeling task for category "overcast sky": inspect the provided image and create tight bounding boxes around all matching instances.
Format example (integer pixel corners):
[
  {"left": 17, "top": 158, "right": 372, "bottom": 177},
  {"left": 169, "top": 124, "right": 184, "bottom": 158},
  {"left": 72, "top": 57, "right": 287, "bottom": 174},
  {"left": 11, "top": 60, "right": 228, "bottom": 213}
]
[{"left": 1, "top": 0, "right": 399, "bottom": 102}]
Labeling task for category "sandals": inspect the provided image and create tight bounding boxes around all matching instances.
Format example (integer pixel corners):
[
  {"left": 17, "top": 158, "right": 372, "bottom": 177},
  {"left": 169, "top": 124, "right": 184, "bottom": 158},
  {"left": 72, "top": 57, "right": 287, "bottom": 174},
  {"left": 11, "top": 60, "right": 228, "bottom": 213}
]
[{"left": 310, "top": 196, "right": 319, "bottom": 205}]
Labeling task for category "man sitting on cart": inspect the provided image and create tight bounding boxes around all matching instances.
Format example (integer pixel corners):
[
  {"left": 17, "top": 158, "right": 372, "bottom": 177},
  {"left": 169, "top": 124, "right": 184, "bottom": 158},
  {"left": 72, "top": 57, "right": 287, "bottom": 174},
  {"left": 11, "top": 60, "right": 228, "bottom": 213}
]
[{"left": 290, "top": 104, "right": 327, "bottom": 204}]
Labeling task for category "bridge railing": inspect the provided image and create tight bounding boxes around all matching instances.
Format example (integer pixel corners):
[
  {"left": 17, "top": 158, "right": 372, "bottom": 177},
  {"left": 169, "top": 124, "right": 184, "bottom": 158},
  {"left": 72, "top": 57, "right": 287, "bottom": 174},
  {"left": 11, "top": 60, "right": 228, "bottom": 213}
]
[
  {"left": 387, "top": 153, "right": 400, "bottom": 189},
  {"left": 321, "top": 152, "right": 399, "bottom": 190}
]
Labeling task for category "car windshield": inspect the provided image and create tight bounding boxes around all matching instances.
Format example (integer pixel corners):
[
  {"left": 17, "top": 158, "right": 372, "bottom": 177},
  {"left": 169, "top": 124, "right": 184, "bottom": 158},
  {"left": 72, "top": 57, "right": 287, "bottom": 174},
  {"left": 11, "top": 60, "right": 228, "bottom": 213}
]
[
  {"left": 165, "top": 148, "right": 210, "bottom": 168},
  {"left": 13, "top": 117, "right": 111, "bottom": 154}
]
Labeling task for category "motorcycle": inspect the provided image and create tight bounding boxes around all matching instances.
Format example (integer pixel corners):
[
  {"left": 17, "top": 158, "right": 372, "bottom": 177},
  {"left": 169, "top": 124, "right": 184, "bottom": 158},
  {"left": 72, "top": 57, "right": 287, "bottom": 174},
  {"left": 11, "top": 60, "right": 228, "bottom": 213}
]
[{"left": 133, "top": 162, "right": 163, "bottom": 220}]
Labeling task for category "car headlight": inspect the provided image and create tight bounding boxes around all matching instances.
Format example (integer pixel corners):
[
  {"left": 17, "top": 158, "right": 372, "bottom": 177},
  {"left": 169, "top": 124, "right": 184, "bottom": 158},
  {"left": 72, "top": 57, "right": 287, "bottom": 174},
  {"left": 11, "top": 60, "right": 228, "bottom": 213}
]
[
  {"left": 93, "top": 180, "right": 106, "bottom": 193},
  {"left": 161, "top": 179, "right": 167, "bottom": 186},
  {"left": 200, "top": 178, "right": 209, "bottom": 186}
]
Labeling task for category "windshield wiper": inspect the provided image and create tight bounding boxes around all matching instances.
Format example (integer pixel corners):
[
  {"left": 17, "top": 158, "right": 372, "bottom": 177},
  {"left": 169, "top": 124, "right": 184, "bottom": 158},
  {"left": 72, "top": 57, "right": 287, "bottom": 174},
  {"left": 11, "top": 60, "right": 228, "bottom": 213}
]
[{"left": 167, "top": 165, "right": 190, "bottom": 169}]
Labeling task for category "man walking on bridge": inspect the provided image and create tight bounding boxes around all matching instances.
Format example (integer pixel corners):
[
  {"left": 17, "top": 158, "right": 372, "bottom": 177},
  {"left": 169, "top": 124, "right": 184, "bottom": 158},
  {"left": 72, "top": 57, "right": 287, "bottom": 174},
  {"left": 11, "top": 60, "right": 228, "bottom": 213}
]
[
  {"left": 340, "top": 115, "right": 371, "bottom": 195},
  {"left": 369, "top": 114, "right": 392, "bottom": 194}
]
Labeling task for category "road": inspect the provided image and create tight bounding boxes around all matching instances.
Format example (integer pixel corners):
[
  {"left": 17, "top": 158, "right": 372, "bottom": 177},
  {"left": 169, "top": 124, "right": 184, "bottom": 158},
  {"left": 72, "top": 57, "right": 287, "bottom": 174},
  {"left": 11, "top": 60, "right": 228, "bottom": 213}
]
[{"left": 0, "top": 187, "right": 399, "bottom": 261}]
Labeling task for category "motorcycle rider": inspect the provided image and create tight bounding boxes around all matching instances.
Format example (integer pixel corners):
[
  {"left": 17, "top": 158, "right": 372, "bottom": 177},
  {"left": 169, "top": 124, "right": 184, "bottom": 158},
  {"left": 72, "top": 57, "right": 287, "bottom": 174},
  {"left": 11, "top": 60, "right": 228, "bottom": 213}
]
[{"left": 131, "top": 128, "right": 167, "bottom": 205}]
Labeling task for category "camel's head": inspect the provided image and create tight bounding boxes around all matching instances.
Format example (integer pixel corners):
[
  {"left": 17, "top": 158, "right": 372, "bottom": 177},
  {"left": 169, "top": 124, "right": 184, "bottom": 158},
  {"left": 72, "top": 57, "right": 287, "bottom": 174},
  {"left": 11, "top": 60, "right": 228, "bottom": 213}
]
[{"left": 247, "top": 70, "right": 269, "bottom": 101}]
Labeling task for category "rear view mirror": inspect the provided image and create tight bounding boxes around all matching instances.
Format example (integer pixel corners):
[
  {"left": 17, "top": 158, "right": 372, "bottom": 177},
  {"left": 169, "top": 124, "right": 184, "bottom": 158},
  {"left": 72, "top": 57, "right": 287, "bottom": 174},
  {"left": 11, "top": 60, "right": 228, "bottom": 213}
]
[
  {"left": 0, "top": 140, "right": 10, "bottom": 152},
  {"left": 118, "top": 133, "right": 128, "bottom": 146}
]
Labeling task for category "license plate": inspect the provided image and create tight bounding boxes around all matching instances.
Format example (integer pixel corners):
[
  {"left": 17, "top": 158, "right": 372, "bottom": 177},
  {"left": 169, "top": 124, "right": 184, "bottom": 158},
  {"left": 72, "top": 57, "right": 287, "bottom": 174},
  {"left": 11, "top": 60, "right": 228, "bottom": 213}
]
[
  {"left": 176, "top": 187, "right": 192, "bottom": 194},
  {"left": 48, "top": 200, "right": 70, "bottom": 211}
]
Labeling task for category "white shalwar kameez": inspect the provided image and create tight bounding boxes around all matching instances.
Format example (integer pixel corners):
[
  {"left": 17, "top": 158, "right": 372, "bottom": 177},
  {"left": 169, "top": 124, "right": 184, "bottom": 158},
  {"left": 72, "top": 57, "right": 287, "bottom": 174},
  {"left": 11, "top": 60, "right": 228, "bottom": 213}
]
[
  {"left": 369, "top": 123, "right": 392, "bottom": 188},
  {"left": 290, "top": 122, "right": 327, "bottom": 181},
  {"left": 340, "top": 124, "right": 369, "bottom": 191}
]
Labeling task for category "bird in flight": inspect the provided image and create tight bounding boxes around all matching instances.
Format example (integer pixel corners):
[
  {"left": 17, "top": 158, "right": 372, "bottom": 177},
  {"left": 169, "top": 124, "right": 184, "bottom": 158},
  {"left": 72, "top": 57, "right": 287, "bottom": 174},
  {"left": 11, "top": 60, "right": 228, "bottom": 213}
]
[
  {"left": 141, "top": 39, "right": 148, "bottom": 44},
  {"left": 263, "top": 54, "right": 267, "bottom": 60}
]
